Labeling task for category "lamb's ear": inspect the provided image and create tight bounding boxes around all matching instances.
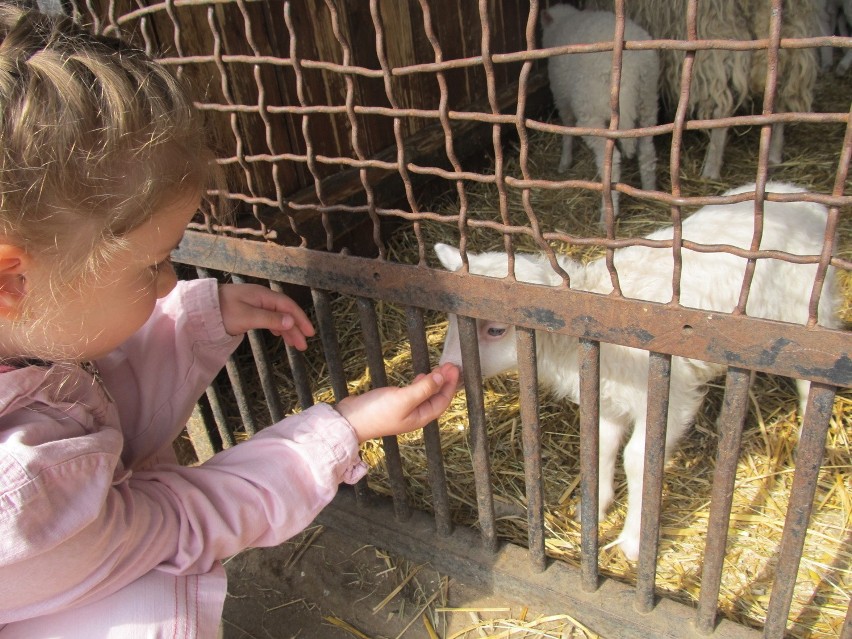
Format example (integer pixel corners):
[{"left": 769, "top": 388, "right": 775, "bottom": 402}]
[
  {"left": 541, "top": 9, "right": 552, "bottom": 27},
  {"left": 434, "top": 243, "right": 463, "bottom": 272}
]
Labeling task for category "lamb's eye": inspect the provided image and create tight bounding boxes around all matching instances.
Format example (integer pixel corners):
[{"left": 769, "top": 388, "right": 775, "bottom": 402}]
[{"left": 486, "top": 326, "right": 506, "bottom": 338}]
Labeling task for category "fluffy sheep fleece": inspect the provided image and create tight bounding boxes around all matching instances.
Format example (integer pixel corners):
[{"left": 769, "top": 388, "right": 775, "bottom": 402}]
[
  {"left": 578, "top": 0, "right": 820, "bottom": 179},
  {"left": 817, "top": 0, "right": 852, "bottom": 73},
  {"left": 435, "top": 181, "right": 841, "bottom": 561},
  {"left": 540, "top": 4, "right": 659, "bottom": 223}
]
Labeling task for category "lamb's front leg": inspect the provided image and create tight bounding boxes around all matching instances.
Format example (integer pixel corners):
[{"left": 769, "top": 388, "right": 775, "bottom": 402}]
[
  {"left": 596, "top": 413, "right": 628, "bottom": 520},
  {"left": 701, "top": 126, "right": 728, "bottom": 180},
  {"left": 559, "top": 134, "right": 574, "bottom": 173},
  {"left": 619, "top": 426, "right": 647, "bottom": 561},
  {"left": 584, "top": 133, "right": 622, "bottom": 222},
  {"left": 573, "top": 412, "right": 627, "bottom": 526},
  {"left": 618, "top": 398, "right": 700, "bottom": 561},
  {"left": 557, "top": 107, "right": 575, "bottom": 173},
  {"left": 768, "top": 123, "right": 784, "bottom": 169},
  {"left": 637, "top": 135, "right": 657, "bottom": 191}
]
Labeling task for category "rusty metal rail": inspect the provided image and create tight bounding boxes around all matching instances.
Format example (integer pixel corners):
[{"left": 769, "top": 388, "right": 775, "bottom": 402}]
[{"left": 174, "top": 233, "right": 850, "bottom": 388}]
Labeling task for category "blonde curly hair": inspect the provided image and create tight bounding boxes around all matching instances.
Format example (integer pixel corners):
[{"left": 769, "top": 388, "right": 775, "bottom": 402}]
[{"left": 0, "top": 4, "right": 214, "bottom": 285}]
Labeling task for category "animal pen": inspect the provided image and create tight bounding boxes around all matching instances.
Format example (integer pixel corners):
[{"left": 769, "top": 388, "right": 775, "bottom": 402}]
[{"left": 69, "top": 1, "right": 850, "bottom": 638}]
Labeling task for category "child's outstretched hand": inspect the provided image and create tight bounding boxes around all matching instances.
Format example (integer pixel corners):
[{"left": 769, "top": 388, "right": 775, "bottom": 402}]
[
  {"left": 218, "top": 283, "right": 315, "bottom": 350},
  {"left": 335, "top": 362, "right": 461, "bottom": 442}
]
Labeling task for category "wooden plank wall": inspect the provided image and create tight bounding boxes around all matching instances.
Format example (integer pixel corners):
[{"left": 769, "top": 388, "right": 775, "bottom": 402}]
[{"left": 69, "top": 0, "right": 533, "bottom": 231}]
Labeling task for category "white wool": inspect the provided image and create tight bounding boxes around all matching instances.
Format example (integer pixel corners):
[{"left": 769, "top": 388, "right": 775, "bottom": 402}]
[
  {"left": 579, "top": 0, "right": 820, "bottom": 178},
  {"left": 540, "top": 4, "right": 659, "bottom": 222},
  {"left": 435, "top": 181, "right": 841, "bottom": 561},
  {"left": 817, "top": 0, "right": 852, "bottom": 73}
]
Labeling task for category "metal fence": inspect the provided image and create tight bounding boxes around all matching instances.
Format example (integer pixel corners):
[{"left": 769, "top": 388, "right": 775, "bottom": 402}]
[{"left": 71, "top": 1, "right": 852, "bottom": 637}]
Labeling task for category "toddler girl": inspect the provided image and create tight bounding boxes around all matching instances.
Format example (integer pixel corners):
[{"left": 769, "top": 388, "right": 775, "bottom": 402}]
[{"left": 0, "top": 6, "right": 459, "bottom": 637}]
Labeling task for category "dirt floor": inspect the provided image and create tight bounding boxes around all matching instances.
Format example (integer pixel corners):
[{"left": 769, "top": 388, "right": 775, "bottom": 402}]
[{"left": 220, "top": 523, "right": 593, "bottom": 639}]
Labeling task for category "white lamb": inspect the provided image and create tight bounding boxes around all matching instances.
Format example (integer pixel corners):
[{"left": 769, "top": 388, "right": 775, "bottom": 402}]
[
  {"left": 540, "top": 4, "right": 659, "bottom": 223},
  {"left": 435, "top": 182, "right": 841, "bottom": 561}
]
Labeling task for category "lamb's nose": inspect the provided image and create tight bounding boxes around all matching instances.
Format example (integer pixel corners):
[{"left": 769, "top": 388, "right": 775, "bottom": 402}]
[
  {"left": 439, "top": 358, "right": 464, "bottom": 390},
  {"left": 453, "top": 368, "right": 465, "bottom": 391}
]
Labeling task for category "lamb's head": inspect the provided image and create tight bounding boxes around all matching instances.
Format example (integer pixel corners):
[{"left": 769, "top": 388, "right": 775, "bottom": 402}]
[{"left": 433, "top": 243, "right": 558, "bottom": 381}]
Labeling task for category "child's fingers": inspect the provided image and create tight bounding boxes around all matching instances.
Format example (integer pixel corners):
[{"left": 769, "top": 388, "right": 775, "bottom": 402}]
[
  {"left": 405, "top": 363, "right": 460, "bottom": 422},
  {"left": 245, "top": 285, "right": 315, "bottom": 335},
  {"left": 280, "top": 325, "right": 309, "bottom": 351},
  {"left": 246, "top": 308, "right": 310, "bottom": 350},
  {"left": 264, "top": 295, "right": 315, "bottom": 337},
  {"left": 269, "top": 319, "right": 310, "bottom": 350},
  {"left": 429, "top": 363, "right": 460, "bottom": 408}
]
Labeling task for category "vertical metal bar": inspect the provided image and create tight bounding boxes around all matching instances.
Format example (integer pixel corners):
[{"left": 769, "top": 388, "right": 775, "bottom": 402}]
[
  {"left": 311, "top": 289, "right": 367, "bottom": 499},
  {"left": 516, "top": 327, "right": 546, "bottom": 572},
  {"left": 270, "top": 280, "right": 313, "bottom": 412},
  {"left": 356, "top": 297, "right": 410, "bottom": 521},
  {"left": 223, "top": 356, "right": 259, "bottom": 437},
  {"left": 695, "top": 367, "right": 752, "bottom": 634},
  {"left": 666, "top": 0, "right": 697, "bottom": 305},
  {"left": 311, "top": 289, "right": 349, "bottom": 403},
  {"left": 763, "top": 383, "right": 836, "bottom": 639},
  {"left": 634, "top": 352, "right": 672, "bottom": 614},
  {"left": 477, "top": 0, "right": 515, "bottom": 266},
  {"left": 405, "top": 307, "right": 453, "bottom": 537},
  {"left": 599, "top": 0, "right": 626, "bottom": 235},
  {"left": 579, "top": 338, "right": 601, "bottom": 592},
  {"left": 841, "top": 595, "right": 852, "bottom": 639},
  {"left": 186, "top": 394, "right": 219, "bottom": 461},
  {"left": 196, "top": 267, "right": 258, "bottom": 436},
  {"left": 737, "top": 0, "right": 782, "bottom": 318},
  {"left": 229, "top": 274, "right": 285, "bottom": 424},
  {"left": 457, "top": 315, "right": 498, "bottom": 553},
  {"left": 205, "top": 381, "right": 235, "bottom": 449},
  {"left": 285, "top": 343, "right": 314, "bottom": 411}
]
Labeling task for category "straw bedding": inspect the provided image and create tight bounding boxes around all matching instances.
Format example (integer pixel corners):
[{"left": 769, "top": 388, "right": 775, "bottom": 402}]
[{"left": 251, "top": 75, "right": 851, "bottom": 638}]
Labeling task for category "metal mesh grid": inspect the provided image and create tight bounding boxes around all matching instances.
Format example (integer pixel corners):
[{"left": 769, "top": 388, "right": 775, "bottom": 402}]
[{"left": 72, "top": 0, "right": 852, "bottom": 329}]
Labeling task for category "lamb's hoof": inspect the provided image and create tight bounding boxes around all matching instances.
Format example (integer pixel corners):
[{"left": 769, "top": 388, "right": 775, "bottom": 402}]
[
  {"left": 572, "top": 502, "right": 609, "bottom": 525},
  {"left": 617, "top": 534, "right": 640, "bottom": 562}
]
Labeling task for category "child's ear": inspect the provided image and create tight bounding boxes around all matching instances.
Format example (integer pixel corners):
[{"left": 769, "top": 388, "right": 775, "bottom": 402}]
[{"left": 0, "top": 243, "right": 28, "bottom": 319}]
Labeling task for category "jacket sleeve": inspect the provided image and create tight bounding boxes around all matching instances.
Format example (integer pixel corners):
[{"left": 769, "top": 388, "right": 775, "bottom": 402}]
[
  {"left": 0, "top": 277, "right": 369, "bottom": 622},
  {"left": 94, "top": 277, "right": 243, "bottom": 469},
  {"left": 0, "top": 402, "right": 368, "bottom": 623}
]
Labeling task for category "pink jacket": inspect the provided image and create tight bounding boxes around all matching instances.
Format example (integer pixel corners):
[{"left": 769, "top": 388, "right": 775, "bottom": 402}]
[{"left": 0, "top": 278, "right": 367, "bottom": 624}]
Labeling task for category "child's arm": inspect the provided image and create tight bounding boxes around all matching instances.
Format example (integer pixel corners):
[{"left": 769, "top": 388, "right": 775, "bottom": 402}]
[{"left": 0, "top": 361, "right": 458, "bottom": 622}]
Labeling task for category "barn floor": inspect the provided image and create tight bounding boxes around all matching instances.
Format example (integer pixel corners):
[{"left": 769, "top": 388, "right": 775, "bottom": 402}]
[{"left": 220, "top": 523, "right": 600, "bottom": 639}]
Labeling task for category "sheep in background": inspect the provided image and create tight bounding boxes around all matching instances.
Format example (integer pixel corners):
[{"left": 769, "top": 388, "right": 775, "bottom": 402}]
[
  {"left": 434, "top": 181, "right": 841, "bottom": 560},
  {"left": 839, "top": 1, "right": 852, "bottom": 75},
  {"left": 540, "top": 4, "right": 659, "bottom": 223},
  {"left": 581, "top": 0, "right": 820, "bottom": 180},
  {"left": 817, "top": 0, "right": 852, "bottom": 73}
]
